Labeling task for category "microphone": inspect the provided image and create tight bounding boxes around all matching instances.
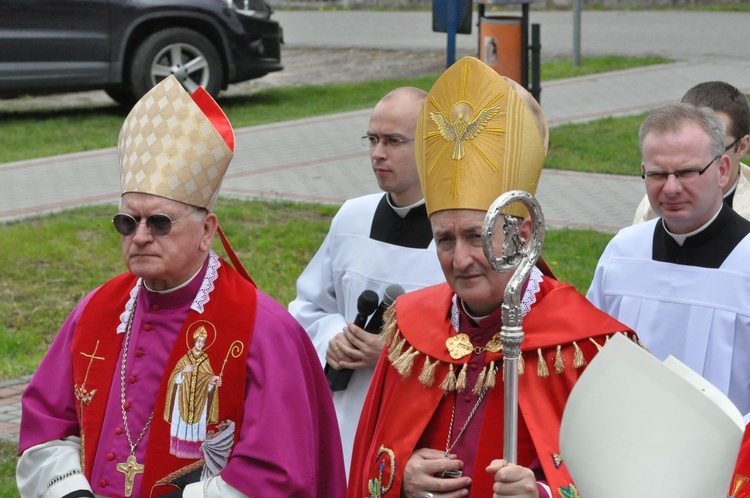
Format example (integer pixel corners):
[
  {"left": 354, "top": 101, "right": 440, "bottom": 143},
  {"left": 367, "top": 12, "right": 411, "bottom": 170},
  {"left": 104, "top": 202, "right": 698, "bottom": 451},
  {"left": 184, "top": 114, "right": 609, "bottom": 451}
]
[
  {"left": 364, "top": 284, "right": 405, "bottom": 334},
  {"left": 326, "top": 290, "right": 379, "bottom": 392}
]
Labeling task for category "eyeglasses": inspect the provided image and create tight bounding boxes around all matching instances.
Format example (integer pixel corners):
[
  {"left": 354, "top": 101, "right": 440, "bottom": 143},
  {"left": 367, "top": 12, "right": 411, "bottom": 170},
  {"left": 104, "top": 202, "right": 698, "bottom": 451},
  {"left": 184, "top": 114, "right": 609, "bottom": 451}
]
[
  {"left": 641, "top": 155, "right": 720, "bottom": 183},
  {"left": 112, "top": 212, "right": 191, "bottom": 236},
  {"left": 361, "top": 135, "right": 415, "bottom": 149},
  {"left": 725, "top": 137, "right": 741, "bottom": 152}
]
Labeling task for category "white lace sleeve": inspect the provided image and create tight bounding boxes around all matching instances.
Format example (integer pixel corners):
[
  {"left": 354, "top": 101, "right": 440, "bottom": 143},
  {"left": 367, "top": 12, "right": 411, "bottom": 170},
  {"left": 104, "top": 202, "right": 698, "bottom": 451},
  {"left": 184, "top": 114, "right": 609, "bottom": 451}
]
[{"left": 17, "top": 436, "right": 93, "bottom": 498}]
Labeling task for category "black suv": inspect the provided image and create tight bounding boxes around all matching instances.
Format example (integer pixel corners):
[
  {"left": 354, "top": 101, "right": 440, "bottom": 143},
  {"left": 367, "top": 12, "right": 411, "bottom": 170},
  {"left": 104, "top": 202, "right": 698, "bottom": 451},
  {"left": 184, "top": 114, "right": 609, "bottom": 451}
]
[{"left": 0, "top": 0, "right": 283, "bottom": 106}]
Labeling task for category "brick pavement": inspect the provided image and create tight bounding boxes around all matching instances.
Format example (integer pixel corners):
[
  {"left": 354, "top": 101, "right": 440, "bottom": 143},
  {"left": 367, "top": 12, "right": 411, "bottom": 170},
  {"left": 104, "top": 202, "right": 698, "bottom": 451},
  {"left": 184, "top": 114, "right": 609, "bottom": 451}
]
[{"left": 0, "top": 377, "right": 30, "bottom": 444}]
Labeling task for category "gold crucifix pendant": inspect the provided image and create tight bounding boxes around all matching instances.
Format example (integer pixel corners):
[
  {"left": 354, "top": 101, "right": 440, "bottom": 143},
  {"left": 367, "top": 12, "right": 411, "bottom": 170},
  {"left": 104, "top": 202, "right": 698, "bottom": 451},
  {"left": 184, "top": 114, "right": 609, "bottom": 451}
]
[{"left": 116, "top": 454, "right": 144, "bottom": 497}]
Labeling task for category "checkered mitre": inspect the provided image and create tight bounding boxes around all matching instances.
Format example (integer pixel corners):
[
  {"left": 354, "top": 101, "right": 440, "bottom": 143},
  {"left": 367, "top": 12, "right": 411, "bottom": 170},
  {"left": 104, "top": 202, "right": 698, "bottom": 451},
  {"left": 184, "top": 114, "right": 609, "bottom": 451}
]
[{"left": 118, "top": 75, "right": 234, "bottom": 211}]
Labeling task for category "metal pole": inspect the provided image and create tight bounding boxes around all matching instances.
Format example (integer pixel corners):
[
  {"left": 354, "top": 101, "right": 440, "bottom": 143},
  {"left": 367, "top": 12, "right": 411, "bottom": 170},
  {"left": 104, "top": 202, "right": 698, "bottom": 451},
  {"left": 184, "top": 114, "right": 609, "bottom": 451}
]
[
  {"left": 573, "top": 0, "right": 581, "bottom": 67},
  {"left": 530, "top": 23, "right": 541, "bottom": 103},
  {"left": 521, "top": 3, "right": 529, "bottom": 88},
  {"left": 477, "top": 3, "right": 485, "bottom": 59},
  {"left": 446, "top": 0, "right": 457, "bottom": 67},
  {"left": 500, "top": 321, "right": 523, "bottom": 462}
]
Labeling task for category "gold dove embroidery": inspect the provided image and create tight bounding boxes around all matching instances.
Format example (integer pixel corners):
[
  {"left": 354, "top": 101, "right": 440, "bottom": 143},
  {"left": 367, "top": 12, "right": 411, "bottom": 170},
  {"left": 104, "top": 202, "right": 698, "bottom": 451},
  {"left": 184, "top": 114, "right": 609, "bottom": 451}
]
[
  {"left": 445, "top": 332, "right": 503, "bottom": 360},
  {"left": 430, "top": 101, "right": 501, "bottom": 160}
]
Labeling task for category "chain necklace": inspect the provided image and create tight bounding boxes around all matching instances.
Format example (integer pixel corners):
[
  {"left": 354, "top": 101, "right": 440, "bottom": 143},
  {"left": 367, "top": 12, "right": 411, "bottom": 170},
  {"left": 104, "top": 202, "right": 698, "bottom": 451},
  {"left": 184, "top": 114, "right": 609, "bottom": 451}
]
[
  {"left": 116, "top": 299, "right": 154, "bottom": 497},
  {"left": 444, "top": 364, "right": 500, "bottom": 458}
]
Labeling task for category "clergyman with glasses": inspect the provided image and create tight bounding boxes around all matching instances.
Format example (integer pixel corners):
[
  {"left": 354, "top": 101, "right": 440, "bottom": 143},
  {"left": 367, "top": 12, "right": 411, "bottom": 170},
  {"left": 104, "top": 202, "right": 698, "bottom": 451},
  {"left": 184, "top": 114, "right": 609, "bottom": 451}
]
[
  {"left": 17, "top": 75, "right": 346, "bottom": 498},
  {"left": 632, "top": 80, "right": 750, "bottom": 223},
  {"left": 289, "top": 86, "right": 445, "bottom": 478},
  {"left": 587, "top": 102, "right": 750, "bottom": 418}
]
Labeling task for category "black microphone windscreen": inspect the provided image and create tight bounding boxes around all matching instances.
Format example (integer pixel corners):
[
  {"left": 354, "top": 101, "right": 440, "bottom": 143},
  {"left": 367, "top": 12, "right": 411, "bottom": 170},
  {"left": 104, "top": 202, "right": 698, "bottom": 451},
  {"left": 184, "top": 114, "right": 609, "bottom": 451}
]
[
  {"left": 357, "top": 290, "right": 380, "bottom": 316},
  {"left": 363, "top": 284, "right": 405, "bottom": 334}
]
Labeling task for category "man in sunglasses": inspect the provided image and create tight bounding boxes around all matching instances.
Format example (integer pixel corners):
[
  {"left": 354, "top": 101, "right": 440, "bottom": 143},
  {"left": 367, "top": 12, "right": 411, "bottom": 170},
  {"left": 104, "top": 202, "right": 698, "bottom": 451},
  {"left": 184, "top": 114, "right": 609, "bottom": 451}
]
[
  {"left": 588, "top": 103, "right": 750, "bottom": 418},
  {"left": 632, "top": 81, "right": 750, "bottom": 223},
  {"left": 289, "top": 87, "right": 445, "bottom": 478},
  {"left": 17, "top": 76, "right": 346, "bottom": 498}
]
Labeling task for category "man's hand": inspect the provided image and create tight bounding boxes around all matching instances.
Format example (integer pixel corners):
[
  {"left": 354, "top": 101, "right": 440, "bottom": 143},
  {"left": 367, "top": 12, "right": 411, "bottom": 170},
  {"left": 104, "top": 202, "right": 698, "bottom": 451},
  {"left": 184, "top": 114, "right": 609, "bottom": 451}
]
[
  {"left": 486, "top": 460, "right": 539, "bottom": 498},
  {"left": 402, "top": 448, "right": 470, "bottom": 498},
  {"left": 325, "top": 322, "right": 384, "bottom": 370}
]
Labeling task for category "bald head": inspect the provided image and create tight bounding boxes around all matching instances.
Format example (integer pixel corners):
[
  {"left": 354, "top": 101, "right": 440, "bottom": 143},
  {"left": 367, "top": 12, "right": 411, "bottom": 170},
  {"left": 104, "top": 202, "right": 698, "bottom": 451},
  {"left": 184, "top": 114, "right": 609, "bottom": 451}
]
[
  {"left": 373, "top": 86, "right": 427, "bottom": 124},
  {"left": 379, "top": 86, "right": 427, "bottom": 103}
]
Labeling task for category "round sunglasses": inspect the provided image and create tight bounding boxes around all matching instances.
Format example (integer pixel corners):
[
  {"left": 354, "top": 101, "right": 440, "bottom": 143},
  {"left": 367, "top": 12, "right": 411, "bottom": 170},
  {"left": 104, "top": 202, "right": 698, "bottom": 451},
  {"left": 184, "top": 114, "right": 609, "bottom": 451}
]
[{"left": 112, "top": 212, "right": 191, "bottom": 237}]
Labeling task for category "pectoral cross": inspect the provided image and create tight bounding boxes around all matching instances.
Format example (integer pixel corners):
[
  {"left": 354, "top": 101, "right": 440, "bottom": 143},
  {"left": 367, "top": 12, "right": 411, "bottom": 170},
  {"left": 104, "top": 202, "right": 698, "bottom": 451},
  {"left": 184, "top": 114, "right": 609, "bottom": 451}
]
[{"left": 116, "top": 454, "right": 144, "bottom": 497}]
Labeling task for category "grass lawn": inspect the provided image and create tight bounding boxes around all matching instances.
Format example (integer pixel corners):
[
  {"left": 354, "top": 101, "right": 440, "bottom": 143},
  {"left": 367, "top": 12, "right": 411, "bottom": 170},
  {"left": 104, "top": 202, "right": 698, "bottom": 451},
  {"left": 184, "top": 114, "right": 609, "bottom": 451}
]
[{"left": 0, "top": 441, "right": 17, "bottom": 498}]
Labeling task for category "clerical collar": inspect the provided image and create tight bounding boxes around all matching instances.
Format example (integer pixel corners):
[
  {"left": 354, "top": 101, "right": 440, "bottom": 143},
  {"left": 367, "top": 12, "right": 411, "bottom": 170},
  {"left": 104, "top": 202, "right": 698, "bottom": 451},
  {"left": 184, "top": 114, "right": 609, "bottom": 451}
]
[
  {"left": 662, "top": 205, "right": 722, "bottom": 246},
  {"left": 143, "top": 262, "right": 205, "bottom": 294},
  {"left": 387, "top": 195, "right": 426, "bottom": 219},
  {"left": 460, "top": 300, "right": 490, "bottom": 323}
]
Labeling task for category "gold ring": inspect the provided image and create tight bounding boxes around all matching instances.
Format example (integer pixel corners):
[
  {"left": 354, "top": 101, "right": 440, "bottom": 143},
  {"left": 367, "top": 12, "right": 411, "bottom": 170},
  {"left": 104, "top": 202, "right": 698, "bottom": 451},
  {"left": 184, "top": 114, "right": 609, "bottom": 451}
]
[{"left": 335, "top": 345, "right": 340, "bottom": 352}]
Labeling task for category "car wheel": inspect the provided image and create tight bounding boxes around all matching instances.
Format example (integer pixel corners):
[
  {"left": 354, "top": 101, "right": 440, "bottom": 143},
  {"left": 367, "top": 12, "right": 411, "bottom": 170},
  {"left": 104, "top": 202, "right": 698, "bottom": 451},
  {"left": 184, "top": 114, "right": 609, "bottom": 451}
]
[{"left": 130, "top": 28, "right": 224, "bottom": 101}]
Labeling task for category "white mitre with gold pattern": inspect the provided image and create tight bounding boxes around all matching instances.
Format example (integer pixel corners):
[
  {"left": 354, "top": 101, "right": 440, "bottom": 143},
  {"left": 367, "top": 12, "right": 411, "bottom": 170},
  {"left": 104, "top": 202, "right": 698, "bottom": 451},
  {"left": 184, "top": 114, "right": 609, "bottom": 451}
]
[
  {"left": 118, "top": 75, "right": 235, "bottom": 211},
  {"left": 416, "top": 56, "right": 548, "bottom": 218}
]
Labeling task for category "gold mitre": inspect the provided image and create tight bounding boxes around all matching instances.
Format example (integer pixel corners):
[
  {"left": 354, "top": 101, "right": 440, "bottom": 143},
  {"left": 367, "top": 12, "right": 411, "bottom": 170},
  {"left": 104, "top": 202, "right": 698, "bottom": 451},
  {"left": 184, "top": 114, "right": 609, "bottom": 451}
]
[
  {"left": 118, "top": 75, "right": 235, "bottom": 211},
  {"left": 416, "top": 56, "right": 548, "bottom": 217}
]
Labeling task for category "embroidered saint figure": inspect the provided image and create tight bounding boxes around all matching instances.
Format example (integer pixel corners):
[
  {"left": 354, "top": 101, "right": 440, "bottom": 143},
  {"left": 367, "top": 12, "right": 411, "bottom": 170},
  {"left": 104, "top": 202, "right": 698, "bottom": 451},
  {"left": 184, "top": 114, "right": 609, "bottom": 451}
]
[{"left": 164, "top": 324, "right": 221, "bottom": 458}]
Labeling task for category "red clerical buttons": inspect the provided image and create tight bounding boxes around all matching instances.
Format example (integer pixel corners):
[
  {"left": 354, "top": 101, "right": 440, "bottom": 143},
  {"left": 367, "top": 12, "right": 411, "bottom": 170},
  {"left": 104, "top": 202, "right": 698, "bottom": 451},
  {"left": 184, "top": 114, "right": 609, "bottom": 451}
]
[
  {"left": 135, "top": 349, "right": 145, "bottom": 358},
  {"left": 464, "top": 395, "right": 472, "bottom": 403},
  {"left": 470, "top": 363, "right": 479, "bottom": 370},
  {"left": 129, "top": 375, "right": 137, "bottom": 384},
  {"left": 107, "top": 453, "right": 115, "bottom": 461},
  {"left": 151, "top": 304, "right": 160, "bottom": 311},
  {"left": 115, "top": 427, "right": 123, "bottom": 435},
  {"left": 144, "top": 324, "right": 153, "bottom": 331},
  {"left": 99, "top": 480, "right": 107, "bottom": 488},
  {"left": 123, "top": 401, "right": 131, "bottom": 410}
]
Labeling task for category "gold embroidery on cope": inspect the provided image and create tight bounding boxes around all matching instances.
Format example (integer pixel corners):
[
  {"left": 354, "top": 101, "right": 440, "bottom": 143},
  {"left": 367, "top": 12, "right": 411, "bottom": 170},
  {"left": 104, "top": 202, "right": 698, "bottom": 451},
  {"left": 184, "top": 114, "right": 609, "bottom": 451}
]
[
  {"left": 159, "top": 321, "right": 243, "bottom": 491},
  {"left": 74, "top": 340, "right": 106, "bottom": 471},
  {"left": 368, "top": 446, "right": 396, "bottom": 498},
  {"left": 558, "top": 483, "right": 581, "bottom": 498},
  {"left": 164, "top": 321, "right": 222, "bottom": 459}
]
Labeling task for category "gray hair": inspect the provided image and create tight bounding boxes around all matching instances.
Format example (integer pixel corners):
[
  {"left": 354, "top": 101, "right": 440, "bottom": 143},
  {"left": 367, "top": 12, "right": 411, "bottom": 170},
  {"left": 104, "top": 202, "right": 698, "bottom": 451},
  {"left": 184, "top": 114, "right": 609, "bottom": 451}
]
[{"left": 639, "top": 102, "right": 726, "bottom": 159}]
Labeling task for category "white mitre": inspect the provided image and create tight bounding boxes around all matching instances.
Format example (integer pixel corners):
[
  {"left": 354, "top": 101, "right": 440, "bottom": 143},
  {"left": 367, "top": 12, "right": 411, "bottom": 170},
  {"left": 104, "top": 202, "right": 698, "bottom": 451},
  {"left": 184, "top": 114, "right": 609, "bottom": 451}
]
[{"left": 560, "top": 333, "right": 744, "bottom": 497}]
